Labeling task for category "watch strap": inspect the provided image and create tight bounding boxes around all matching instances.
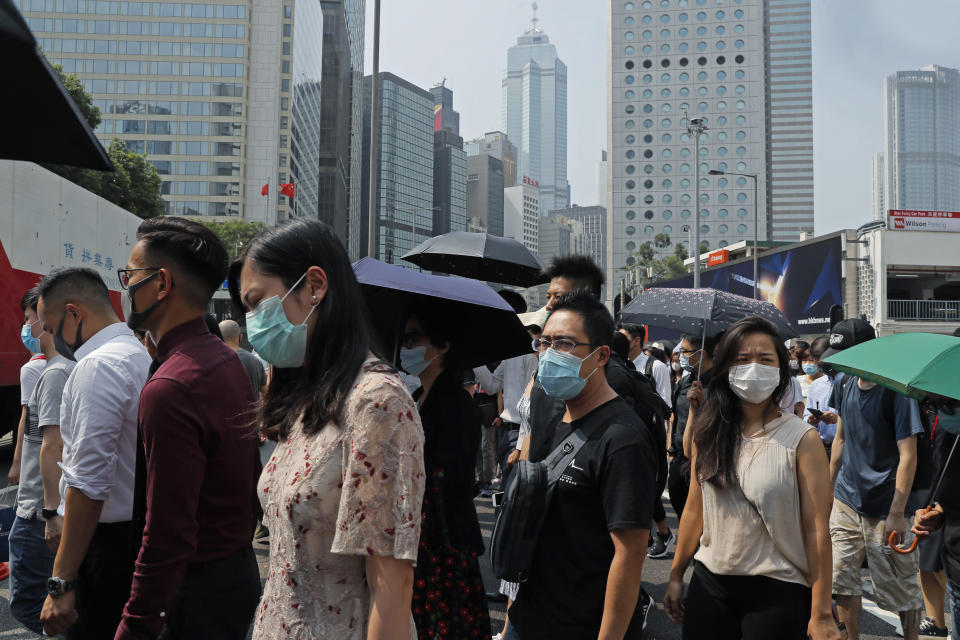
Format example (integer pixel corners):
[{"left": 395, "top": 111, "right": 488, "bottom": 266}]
[{"left": 41, "top": 508, "right": 59, "bottom": 520}]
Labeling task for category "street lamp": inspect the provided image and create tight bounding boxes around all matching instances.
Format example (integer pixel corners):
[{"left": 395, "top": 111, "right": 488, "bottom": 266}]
[
  {"left": 685, "top": 112, "right": 708, "bottom": 289},
  {"left": 709, "top": 168, "right": 759, "bottom": 299}
]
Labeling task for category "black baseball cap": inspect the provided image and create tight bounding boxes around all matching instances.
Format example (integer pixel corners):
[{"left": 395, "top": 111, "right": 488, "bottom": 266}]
[{"left": 821, "top": 318, "right": 876, "bottom": 360}]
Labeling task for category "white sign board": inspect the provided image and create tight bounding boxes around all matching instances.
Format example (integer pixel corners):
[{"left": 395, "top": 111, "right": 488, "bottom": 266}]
[{"left": 888, "top": 209, "right": 960, "bottom": 232}]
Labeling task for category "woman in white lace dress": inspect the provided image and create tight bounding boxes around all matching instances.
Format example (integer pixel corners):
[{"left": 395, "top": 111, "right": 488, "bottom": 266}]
[{"left": 228, "top": 219, "right": 426, "bottom": 639}]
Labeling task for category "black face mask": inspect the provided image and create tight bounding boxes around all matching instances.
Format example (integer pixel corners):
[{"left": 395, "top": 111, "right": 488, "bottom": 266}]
[
  {"left": 126, "top": 271, "right": 165, "bottom": 331},
  {"left": 55, "top": 310, "right": 85, "bottom": 362}
]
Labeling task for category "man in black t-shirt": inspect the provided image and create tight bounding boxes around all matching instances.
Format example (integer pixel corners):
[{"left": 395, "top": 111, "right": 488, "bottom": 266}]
[{"left": 508, "top": 294, "right": 656, "bottom": 640}]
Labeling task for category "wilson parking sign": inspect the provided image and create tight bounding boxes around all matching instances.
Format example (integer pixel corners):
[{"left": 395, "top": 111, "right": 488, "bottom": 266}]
[{"left": 888, "top": 210, "right": 960, "bottom": 232}]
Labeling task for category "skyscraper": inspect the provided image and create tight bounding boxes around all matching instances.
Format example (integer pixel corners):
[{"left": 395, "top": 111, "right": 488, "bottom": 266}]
[
  {"left": 22, "top": 0, "right": 364, "bottom": 227},
  {"left": 361, "top": 72, "right": 434, "bottom": 265},
  {"left": 881, "top": 65, "right": 960, "bottom": 214},
  {"left": 430, "top": 82, "right": 467, "bottom": 236},
  {"left": 606, "top": 0, "right": 813, "bottom": 295},
  {"left": 466, "top": 155, "right": 505, "bottom": 236},
  {"left": 872, "top": 152, "right": 885, "bottom": 221},
  {"left": 549, "top": 204, "right": 607, "bottom": 286},
  {"left": 502, "top": 7, "right": 569, "bottom": 216}
]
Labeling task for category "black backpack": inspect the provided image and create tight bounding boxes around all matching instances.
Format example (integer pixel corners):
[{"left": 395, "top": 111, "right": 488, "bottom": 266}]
[
  {"left": 836, "top": 373, "right": 934, "bottom": 493},
  {"left": 615, "top": 359, "right": 669, "bottom": 487},
  {"left": 490, "top": 401, "right": 630, "bottom": 583}
]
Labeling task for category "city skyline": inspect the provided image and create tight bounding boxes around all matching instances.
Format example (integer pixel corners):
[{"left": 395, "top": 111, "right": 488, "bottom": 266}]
[{"left": 364, "top": 0, "right": 960, "bottom": 236}]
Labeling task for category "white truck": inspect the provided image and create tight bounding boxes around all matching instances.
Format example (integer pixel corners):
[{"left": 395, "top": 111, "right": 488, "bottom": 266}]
[{"left": 0, "top": 160, "right": 142, "bottom": 434}]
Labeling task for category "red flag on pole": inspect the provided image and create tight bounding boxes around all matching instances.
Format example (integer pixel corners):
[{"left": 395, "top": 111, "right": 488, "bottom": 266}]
[
  {"left": 280, "top": 183, "right": 295, "bottom": 198},
  {"left": 261, "top": 182, "right": 269, "bottom": 196}
]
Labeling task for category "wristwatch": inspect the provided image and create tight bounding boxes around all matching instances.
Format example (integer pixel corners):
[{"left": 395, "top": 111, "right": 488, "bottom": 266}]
[
  {"left": 41, "top": 508, "right": 58, "bottom": 520},
  {"left": 47, "top": 577, "right": 76, "bottom": 598}
]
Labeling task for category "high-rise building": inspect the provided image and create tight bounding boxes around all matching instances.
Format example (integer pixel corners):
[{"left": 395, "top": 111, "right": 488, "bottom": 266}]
[
  {"left": 537, "top": 213, "right": 588, "bottom": 305},
  {"left": 430, "top": 82, "right": 466, "bottom": 236},
  {"left": 606, "top": 0, "right": 813, "bottom": 297},
  {"left": 504, "top": 183, "right": 539, "bottom": 254},
  {"left": 466, "top": 154, "right": 505, "bottom": 236},
  {"left": 596, "top": 150, "right": 608, "bottom": 206},
  {"left": 872, "top": 152, "right": 885, "bottom": 221},
  {"left": 549, "top": 204, "right": 607, "bottom": 285},
  {"left": 361, "top": 72, "right": 434, "bottom": 265},
  {"left": 502, "top": 10, "right": 569, "bottom": 216},
  {"left": 465, "top": 131, "right": 518, "bottom": 187},
  {"left": 22, "top": 0, "right": 364, "bottom": 228},
  {"left": 881, "top": 65, "right": 960, "bottom": 214}
]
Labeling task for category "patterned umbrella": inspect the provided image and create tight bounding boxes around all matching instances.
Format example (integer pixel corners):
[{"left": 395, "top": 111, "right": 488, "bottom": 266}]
[{"left": 620, "top": 287, "right": 800, "bottom": 339}]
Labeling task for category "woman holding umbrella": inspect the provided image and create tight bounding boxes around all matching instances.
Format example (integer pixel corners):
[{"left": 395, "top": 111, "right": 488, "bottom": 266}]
[
  {"left": 228, "top": 219, "right": 426, "bottom": 640},
  {"left": 401, "top": 299, "right": 490, "bottom": 640},
  {"left": 663, "top": 316, "right": 840, "bottom": 640}
]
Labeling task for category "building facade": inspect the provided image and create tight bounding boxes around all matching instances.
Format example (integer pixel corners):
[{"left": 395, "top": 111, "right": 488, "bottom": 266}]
[
  {"left": 549, "top": 204, "right": 607, "bottom": 282},
  {"left": 606, "top": 0, "right": 813, "bottom": 301},
  {"left": 872, "top": 151, "right": 885, "bottom": 221},
  {"left": 361, "top": 72, "right": 434, "bottom": 265},
  {"left": 22, "top": 0, "right": 364, "bottom": 228},
  {"left": 430, "top": 83, "right": 466, "bottom": 236},
  {"left": 466, "top": 154, "right": 505, "bottom": 236},
  {"left": 504, "top": 183, "right": 539, "bottom": 254},
  {"left": 502, "top": 17, "right": 569, "bottom": 216},
  {"left": 881, "top": 65, "right": 960, "bottom": 214},
  {"left": 465, "top": 131, "right": 518, "bottom": 187}
]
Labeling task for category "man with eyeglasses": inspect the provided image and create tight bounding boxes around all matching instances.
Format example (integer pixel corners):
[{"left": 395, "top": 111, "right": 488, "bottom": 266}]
[
  {"left": 36, "top": 268, "right": 151, "bottom": 639},
  {"left": 507, "top": 293, "right": 656, "bottom": 640}
]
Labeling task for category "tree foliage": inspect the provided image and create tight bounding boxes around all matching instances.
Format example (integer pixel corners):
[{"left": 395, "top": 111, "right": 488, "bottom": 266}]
[
  {"left": 43, "top": 65, "right": 164, "bottom": 219},
  {"left": 619, "top": 234, "right": 712, "bottom": 287},
  {"left": 190, "top": 219, "right": 267, "bottom": 260}
]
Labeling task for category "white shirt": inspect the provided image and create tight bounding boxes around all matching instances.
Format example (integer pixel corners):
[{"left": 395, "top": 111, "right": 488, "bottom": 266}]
[
  {"left": 58, "top": 322, "right": 151, "bottom": 523},
  {"left": 633, "top": 353, "right": 673, "bottom": 408},
  {"left": 20, "top": 355, "right": 46, "bottom": 405},
  {"left": 803, "top": 375, "right": 837, "bottom": 443},
  {"left": 473, "top": 354, "right": 539, "bottom": 424},
  {"left": 777, "top": 376, "right": 804, "bottom": 413}
]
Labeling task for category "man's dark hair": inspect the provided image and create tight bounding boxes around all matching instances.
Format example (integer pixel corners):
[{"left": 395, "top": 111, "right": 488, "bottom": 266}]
[
  {"left": 136, "top": 216, "right": 228, "bottom": 308},
  {"left": 37, "top": 267, "right": 112, "bottom": 312},
  {"left": 681, "top": 331, "right": 723, "bottom": 357},
  {"left": 808, "top": 335, "right": 830, "bottom": 360},
  {"left": 611, "top": 331, "right": 632, "bottom": 361},
  {"left": 795, "top": 340, "right": 810, "bottom": 352},
  {"left": 616, "top": 321, "right": 645, "bottom": 341},
  {"left": 549, "top": 292, "right": 614, "bottom": 349},
  {"left": 497, "top": 289, "right": 527, "bottom": 314},
  {"left": 21, "top": 286, "right": 40, "bottom": 312},
  {"left": 544, "top": 255, "right": 604, "bottom": 299}
]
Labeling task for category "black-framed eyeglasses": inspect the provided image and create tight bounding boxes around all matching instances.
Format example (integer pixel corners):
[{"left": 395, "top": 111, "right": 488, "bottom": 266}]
[
  {"left": 117, "top": 267, "right": 160, "bottom": 290},
  {"left": 532, "top": 337, "right": 591, "bottom": 354},
  {"left": 680, "top": 347, "right": 700, "bottom": 356},
  {"left": 401, "top": 332, "right": 427, "bottom": 350}
]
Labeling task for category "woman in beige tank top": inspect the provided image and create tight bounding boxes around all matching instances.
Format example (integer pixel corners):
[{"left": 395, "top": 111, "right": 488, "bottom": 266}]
[{"left": 663, "top": 317, "right": 840, "bottom": 640}]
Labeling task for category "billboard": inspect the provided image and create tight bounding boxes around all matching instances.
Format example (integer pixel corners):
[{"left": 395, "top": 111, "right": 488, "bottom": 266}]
[
  {"left": 649, "top": 235, "right": 844, "bottom": 335},
  {"left": 888, "top": 210, "right": 960, "bottom": 232}
]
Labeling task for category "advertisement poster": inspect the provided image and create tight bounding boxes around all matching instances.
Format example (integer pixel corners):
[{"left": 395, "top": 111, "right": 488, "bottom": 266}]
[
  {"left": 888, "top": 210, "right": 960, "bottom": 232},
  {"left": 648, "top": 235, "right": 843, "bottom": 336}
]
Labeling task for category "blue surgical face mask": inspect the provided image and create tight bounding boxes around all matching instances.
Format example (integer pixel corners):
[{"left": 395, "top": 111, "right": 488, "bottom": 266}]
[
  {"left": 938, "top": 409, "right": 960, "bottom": 435},
  {"left": 679, "top": 353, "right": 695, "bottom": 373},
  {"left": 245, "top": 271, "right": 318, "bottom": 369},
  {"left": 20, "top": 321, "right": 44, "bottom": 354},
  {"left": 802, "top": 363, "right": 820, "bottom": 376},
  {"left": 399, "top": 345, "right": 435, "bottom": 377},
  {"left": 538, "top": 346, "right": 600, "bottom": 400}
]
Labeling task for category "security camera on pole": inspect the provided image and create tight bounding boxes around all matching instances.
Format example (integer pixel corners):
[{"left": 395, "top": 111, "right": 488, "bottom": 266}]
[{"left": 684, "top": 108, "right": 708, "bottom": 289}]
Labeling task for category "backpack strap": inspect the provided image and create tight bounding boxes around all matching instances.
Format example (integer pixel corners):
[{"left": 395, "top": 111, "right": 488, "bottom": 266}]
[
  {"left": 644, "top": 356, "right": 655, "bottom": 377},
  {"left": 541, "top": 401, "right": 633, "bottom": 484}
]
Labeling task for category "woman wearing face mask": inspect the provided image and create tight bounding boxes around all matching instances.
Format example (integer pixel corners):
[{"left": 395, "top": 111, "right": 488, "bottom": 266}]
[
  {"left": 663, "top": 316, "right": 839, "bottom": 640},
  {"left": 228, "top": 219, "right": 426, "bottom": 640},
  {"left": 401, "top": 301, "right": 491, "bottom": 640}
]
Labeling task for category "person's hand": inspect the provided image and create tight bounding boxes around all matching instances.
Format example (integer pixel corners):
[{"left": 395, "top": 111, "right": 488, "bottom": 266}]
[
  {"left": 492, "top": 417, "right": 503, "bottom": 429},
  {"left": 7, "top": 458, "right": 20, "bottom": 486},
  {"left": 45, "top": 515, "right": 62, "bottom": 553},
  {"left": 687, "top": 381, "right": 703, "bottom": 410},
  {"left": 820, "top": 412, "right": 839, "bottom": 425},
  {"left": 884, "top": 512, "right": 907, "bottom": 546},
  {"left": 912, "top": 506, "right": 944, "bottom": 537},
  {"left": 663, "top": 578, "right": 685, "bottom": 624},
  {"left": 808, "top": 613, "right": 844, "bottom": 640},
  {"left": 40, "top": 591, "right": 78, "bottom": 636},
  {"left": 506, "top": 450, "right": 520, "bottom": 468},
  {"left": 807, "top": 414, "right": 820, "bottom": 427}
]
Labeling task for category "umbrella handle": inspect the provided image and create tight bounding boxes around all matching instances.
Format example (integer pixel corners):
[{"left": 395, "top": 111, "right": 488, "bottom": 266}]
[{"left": 887, "top": 506, "right": 931, "bottom": 554}]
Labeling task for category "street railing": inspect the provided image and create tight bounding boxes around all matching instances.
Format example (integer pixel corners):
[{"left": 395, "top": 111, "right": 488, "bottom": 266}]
[{"left": 888, "top": 299, "right": 960, "bottom": 321}]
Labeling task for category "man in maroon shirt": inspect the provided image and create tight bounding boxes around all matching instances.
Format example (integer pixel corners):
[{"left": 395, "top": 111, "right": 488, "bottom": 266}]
[{"left": 114, "top": 217, "right": 261, "bottom": 640}]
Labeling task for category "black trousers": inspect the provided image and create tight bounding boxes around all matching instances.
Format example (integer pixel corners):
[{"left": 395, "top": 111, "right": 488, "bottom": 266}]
[
  {"left": 68, "top": 521, "right": 135, "bottom": 640},
  {"left": 683, "top": 562, "right": 811, "bottom": 640},
  {"left": 667, "top": 455, "right": 690, "bottom": 519},
  {"left": 158, "top": 544, "right": 261, "bottom": 640}
]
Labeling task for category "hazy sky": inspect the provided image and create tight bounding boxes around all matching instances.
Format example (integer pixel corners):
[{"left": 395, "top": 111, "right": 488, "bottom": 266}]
[{"left": 364, "top": 0, "right": 957, "bottom": 235}]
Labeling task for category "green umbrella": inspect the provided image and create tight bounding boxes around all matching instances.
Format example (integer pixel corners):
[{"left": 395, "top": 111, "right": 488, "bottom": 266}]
[{"left": 822, "top": 332, "right": 960, "bottom": 401}]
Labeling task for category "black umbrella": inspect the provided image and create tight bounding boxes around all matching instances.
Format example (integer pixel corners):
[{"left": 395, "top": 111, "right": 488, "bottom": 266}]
[
  {"left": 401, "top": 232, "right": 547, "bottom": 287},
  {"left": 353, "top": 257, "right": 533, "bottom": 369},
  {"left": 620, "top": 287, "right": 800, "bottom": 340},
  {"left": 1, "top": 0, "right": 113, "bottom": 170}
]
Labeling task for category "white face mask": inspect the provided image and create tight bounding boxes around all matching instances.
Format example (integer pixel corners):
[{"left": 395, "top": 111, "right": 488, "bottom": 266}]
[{"left": 728, "top": 363, "right": 781, "bottom": 404}]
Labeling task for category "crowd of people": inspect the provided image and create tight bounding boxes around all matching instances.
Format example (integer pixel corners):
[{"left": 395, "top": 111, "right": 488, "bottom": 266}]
[{"left": 4, "top": 215, "right": 959, "bottom": 640}]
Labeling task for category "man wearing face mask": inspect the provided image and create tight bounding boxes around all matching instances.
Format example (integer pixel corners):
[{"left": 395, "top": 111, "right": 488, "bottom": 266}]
[
  {"left": 11, "top": 290, "right": 50, "bottom": 489},
  {"left": 35, "top": 268, "right": 151, "bottom": 639},
  {"left": 824, "top": 319, "right": 925, "bottom": 640},
  {"left": 111, "top": 217, "right": 261, "bottom": 640},
  {"left": 508, "top": 293, "right": 657, "bottom": 639}
]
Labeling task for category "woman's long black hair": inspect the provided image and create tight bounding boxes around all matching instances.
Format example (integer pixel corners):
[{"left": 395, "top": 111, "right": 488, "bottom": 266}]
[
  {"left": 692, "top": 316, "right": 793, "bottom": 489},
  {"left": 227, "top": 219, "right": 370, "bottom": 440}
]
